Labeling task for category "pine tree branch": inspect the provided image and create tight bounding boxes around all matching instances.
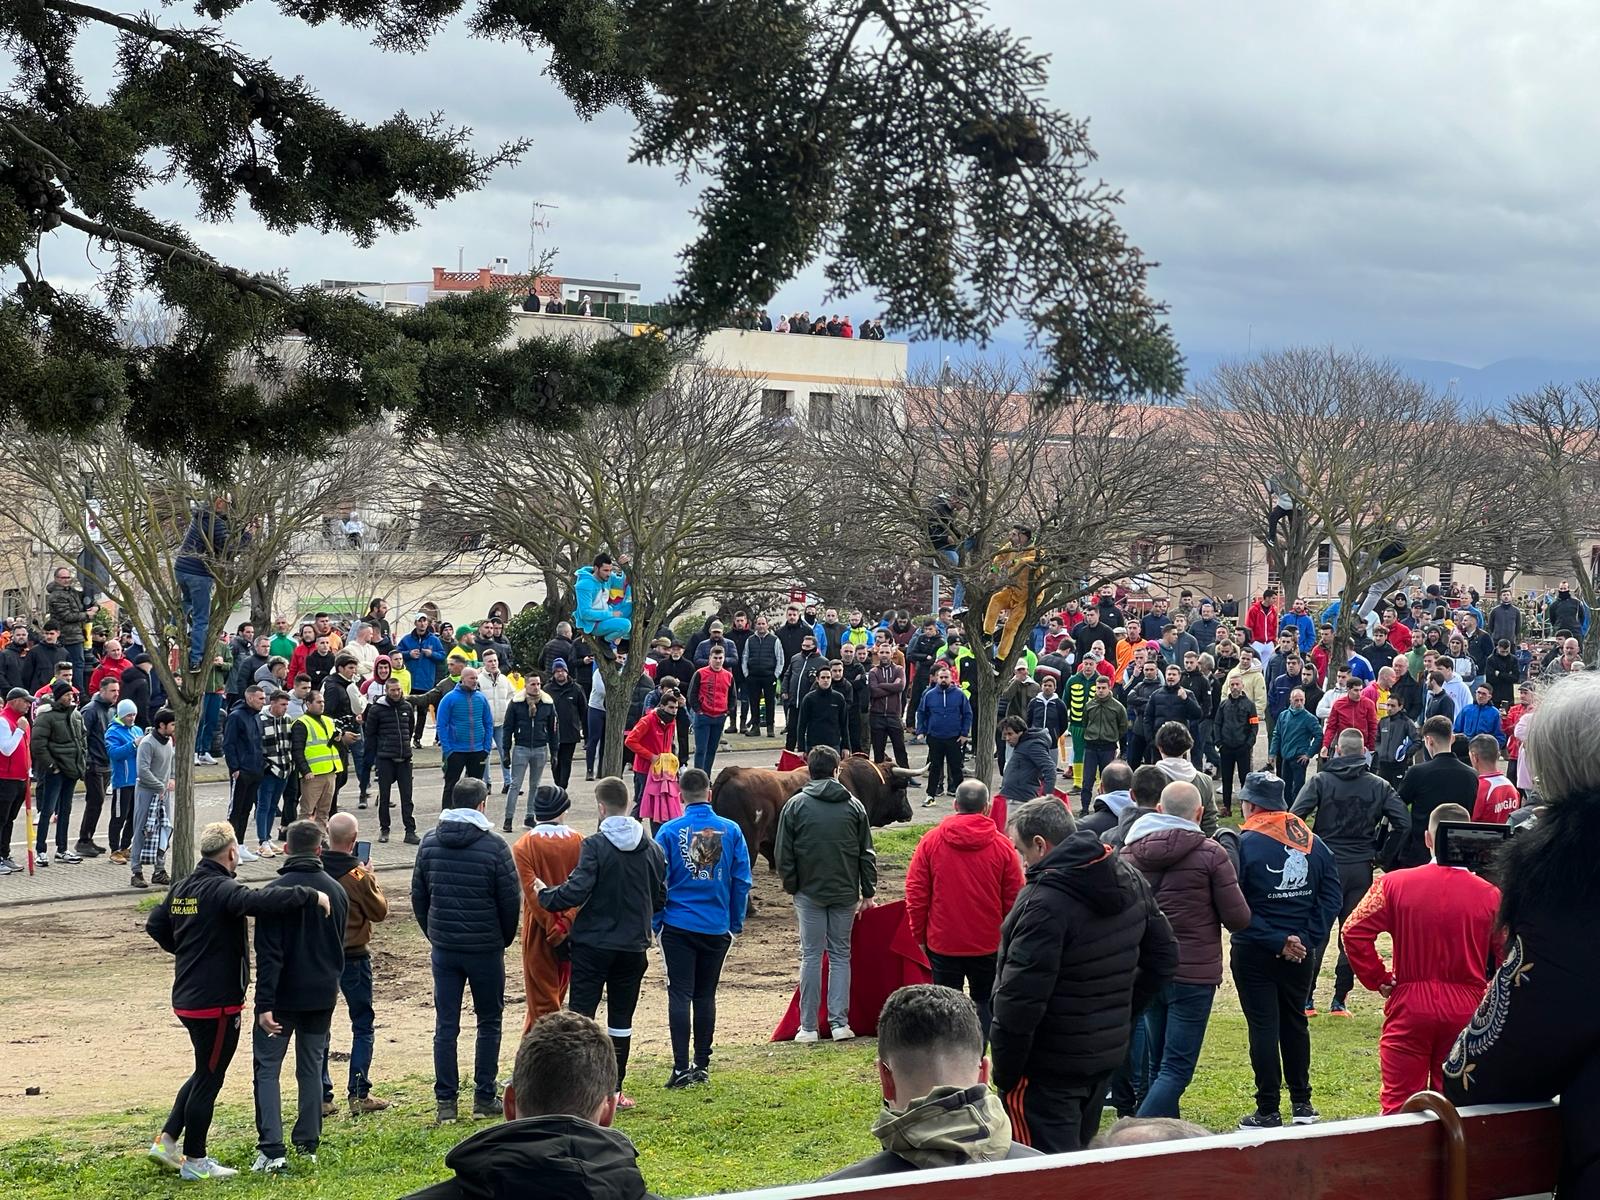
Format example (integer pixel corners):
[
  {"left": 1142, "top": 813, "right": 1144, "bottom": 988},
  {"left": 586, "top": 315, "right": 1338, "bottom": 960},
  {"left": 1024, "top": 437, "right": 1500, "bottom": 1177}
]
[
  {"left": 41, "top": 0, "right": 212, "bottom": 55},
  {"left": 55, "top": 209, "right": 293, "bottom": 302}
]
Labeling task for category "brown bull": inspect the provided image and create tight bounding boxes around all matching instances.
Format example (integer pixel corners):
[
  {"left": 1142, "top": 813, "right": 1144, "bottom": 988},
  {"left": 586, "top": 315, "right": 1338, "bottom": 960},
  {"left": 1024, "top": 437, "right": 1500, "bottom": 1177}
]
[{"left": 711, "top": 754, "right": 920, "bottom": 871}]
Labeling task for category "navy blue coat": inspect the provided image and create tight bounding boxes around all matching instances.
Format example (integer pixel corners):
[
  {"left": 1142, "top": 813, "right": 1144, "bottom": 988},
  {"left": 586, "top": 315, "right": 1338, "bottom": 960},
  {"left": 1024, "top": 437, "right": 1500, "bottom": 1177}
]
[
  {"left": 412, "top": 813, "right": 520, "bottom": 954},
  {"left": 222, "top": 701, "right": 265, "bottom": 776}
]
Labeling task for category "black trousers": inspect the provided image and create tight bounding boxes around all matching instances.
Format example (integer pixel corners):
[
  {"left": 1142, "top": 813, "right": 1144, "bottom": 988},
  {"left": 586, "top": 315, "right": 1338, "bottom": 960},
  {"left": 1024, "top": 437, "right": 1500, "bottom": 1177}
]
[
  {"left": 783, "top": 703, "right": 799, "bottom": 750},
  {"left": 1081, "top": 743, "right": 1117, "bottom": 809},
  {"left": 1218, "top": 746, "right": 1252, "bottom": 810},
  {"left": 905, "top": 673, "right": 930, "bottom": 725},
  {"left": 442, "top": 751, "right": 488, "bottom": 806},
  {"left": 227, "top": 771, "right": 262, "bottom": 843},
  {"left": 1307, "top": 859, "right": 1375, "bottom": 1008},
  {"left": 748, "top": 680, "right": 776, "bottom": 734},
  {"left": 870, "top": 715, "right": 908, "bottom": 767},
  {"left": 568, "top": 944, "right": 649, "bottom": 1089},
  {"left": 1126, "top": 729, "right": 1150, "bottom": 767},
  {"left": 78, "top": 766, "right": 107, "bottom": 843},
  {"left": 551, "top": 741, "right": 578, "bottom": 789},
  {"left": 660, "top": 925, "right": 732, "bottom": 1071},
  {"left": 924, "top": 735, "right": 964, "bottom": 795},
  {"left": 164, "top": 1010, "right": 242, "bottom": 1159},
  {"left": 927, "top": 949, "right": 997, "bottom": 1043},
  {"left": 1003, "top": 1070, "right": 1110, "bottom": 1153},
  {"left": 107, "top": 784, "right": 136, "bottom": 852},
  {"left": 1231, "top": 942, "right": 1314, "bottom": 1112},
  {"left": 376, "top": 758, "right": 415, "bottom": 834}
]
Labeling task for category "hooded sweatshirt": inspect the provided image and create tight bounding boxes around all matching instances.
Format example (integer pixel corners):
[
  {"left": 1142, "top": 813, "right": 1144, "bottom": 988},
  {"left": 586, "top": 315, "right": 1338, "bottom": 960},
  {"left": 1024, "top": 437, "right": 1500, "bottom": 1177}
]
[
  {"left": 539, "top": 815, "right": 667, "bottom": 952},
  {"left": 905, "top": 811, "right": 1023, "bottom": 957},
  {"left": 1122, "top": 813, "right": 1251, "bottom": 986},
  {"left": 401, "top": 1115, "right": 655, "bottom": 1200},
  {"left": 989, "top": 829, "right": 1177, "bottom": 1089},
  {"left": 823, "top": 1085, "right": 1040, "bottom": 1180},
  {"left": 1151, "top": 756, "right": 1220, "bottom": 835},
  {"left": 773, "top": 777, "right": 877, "bottom": 907}
]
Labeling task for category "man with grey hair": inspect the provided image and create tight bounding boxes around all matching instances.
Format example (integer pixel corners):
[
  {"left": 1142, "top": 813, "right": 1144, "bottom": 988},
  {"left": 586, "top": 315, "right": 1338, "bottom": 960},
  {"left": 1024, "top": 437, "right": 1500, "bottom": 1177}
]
[
  {"left": 1291, "top": 726, "right": 1409, "bottom": 1017},
  {"left": 1092, "top": 1116, "right": 1211, "bottom": 1148},
  {"left": 904, "top": 779, "right": 1022, "bottom": 1043},
  {"left": 990, "top": 798, "right": 1177, "bottom": 1152},
  {"left": 823, "top": 985, "right": 1041, "bottom": 1179}
]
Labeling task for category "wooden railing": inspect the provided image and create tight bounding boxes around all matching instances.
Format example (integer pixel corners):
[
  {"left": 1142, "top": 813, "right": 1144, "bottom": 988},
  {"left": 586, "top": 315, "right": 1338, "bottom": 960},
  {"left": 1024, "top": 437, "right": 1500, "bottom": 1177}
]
[{"left": 703, "top": 1096, "right": 1560, "bottom": 1200}]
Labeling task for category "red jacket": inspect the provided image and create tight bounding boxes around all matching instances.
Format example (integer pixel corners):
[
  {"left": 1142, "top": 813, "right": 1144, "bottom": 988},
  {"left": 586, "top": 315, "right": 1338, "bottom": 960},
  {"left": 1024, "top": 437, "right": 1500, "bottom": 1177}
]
[
  {"left": 1245, "top": 599, "right": 1279, "bottom": 646},
  {"left": 88, "top": 656, "right": 127, "bottom": 695},
  {"left": 623, "top": 709, "right": 675, "bottom": 774},
  {"left": 1344, "top": 863, "right": 1501, "bottom": 1003},
  {"left": 0, "top": 706, "right": 29, "bottom": 781},
  {"left": 1384, "top": 621, "right": 1413, "bottom": 653},
  {"left": 904, "top": 812, "right": 1023, "bottom": 957},
  {"left": 688, "top": 666, "right": 734, "bottom": 718},
  {"left": 1323, "top": 694, "right": 1378, "bottom": 751},
  {"left": 288, "top": 641, "right": 316, "bottom": 683}
]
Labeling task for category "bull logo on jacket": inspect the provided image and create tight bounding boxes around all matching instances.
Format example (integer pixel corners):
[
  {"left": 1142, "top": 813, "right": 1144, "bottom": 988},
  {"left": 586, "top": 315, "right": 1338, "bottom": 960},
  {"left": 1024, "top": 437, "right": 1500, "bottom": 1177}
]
[
  {"left": 1267, "top": 848, "right": 1310, "bottom": 893},
  {"left": 680, "top": 826, "right": 724, "bottom": 880}
]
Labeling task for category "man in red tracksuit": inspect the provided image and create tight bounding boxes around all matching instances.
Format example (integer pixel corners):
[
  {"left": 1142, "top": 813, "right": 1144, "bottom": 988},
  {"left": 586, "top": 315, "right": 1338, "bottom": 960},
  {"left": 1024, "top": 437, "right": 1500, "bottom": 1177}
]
[
  {"left": 904, "top": 778, "right": 1023, "bottom": 1043},
  {"left": 1343, "top": 801, "right": 1500, "bottom": 1113}
]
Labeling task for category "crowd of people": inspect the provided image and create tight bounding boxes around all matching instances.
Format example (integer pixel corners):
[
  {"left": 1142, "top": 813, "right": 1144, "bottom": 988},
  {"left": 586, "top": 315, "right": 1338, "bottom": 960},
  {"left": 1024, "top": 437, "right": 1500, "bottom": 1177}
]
[{"left": 31, "top": 548, "right": 1584, "bottom": 1191}]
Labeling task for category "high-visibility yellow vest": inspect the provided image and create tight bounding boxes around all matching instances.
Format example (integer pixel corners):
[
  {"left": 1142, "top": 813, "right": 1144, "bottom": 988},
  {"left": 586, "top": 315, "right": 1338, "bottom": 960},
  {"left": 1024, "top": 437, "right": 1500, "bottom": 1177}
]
[{"left": 297, "top": 714, "right": 341, "bottom": 775}]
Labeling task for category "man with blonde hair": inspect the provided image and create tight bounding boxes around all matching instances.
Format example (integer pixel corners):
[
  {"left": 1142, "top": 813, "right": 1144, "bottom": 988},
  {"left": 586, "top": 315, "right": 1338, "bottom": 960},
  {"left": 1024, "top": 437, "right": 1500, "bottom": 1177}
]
[{"left": 146, "top": 821, "right": 333, "bottom": 1180}]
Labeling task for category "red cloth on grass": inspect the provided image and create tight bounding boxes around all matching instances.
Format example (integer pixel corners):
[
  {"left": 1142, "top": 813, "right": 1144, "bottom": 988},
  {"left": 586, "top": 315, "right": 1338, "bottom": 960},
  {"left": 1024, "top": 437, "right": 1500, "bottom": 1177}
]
[{"left": 770, "top": 900, "right": 931, "bottom": 1040}]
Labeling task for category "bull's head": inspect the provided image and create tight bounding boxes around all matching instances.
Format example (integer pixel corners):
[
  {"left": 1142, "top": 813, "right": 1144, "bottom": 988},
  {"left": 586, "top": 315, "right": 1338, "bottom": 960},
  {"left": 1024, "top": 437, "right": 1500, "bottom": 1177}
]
[{"left": 885, "top": 765, "right": 921, "bottom": 824}]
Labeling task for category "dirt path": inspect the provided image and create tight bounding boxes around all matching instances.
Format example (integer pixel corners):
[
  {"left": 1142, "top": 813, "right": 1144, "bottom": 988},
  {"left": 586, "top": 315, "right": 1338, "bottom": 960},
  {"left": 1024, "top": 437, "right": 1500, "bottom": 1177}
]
[{"left": 0, "top": 859, "right": 907, "bottom": 1123}]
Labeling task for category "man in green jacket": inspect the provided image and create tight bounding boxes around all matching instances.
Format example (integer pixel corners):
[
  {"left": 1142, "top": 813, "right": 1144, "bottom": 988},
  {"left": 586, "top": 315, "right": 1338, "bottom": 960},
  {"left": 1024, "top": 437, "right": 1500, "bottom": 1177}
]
[
  {"left": 1268, "top": 688, "right": 1322, "bottom": 801},
  {"left": 774, "top": 745, "right": 877, "bottom": 1044},
  {"left": 1079, "top": 677, "right": 1129, "bottom": 809},
  {"left": 33, "top": 681, "right": 87, "bottom": 864}
]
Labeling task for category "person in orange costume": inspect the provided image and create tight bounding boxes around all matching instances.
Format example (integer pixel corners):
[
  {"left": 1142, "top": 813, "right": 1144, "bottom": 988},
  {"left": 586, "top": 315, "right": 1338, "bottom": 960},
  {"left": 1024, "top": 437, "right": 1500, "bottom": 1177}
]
[
  {"left": 1343, "top": 801, "right": 1501, "bottom": 1114},
  {"left": 982, "top": 524, "right": 1042, "bottom": 658},
  {"left": 512, "top": 784, "right": 583, "bottom": 1032}
]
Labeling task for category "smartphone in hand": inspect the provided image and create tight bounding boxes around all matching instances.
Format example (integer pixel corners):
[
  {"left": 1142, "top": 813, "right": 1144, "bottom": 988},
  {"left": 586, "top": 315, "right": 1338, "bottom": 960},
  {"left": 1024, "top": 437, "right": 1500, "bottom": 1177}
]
[{"left": 356, "top": 840, "right": 371, "bottom": 865}]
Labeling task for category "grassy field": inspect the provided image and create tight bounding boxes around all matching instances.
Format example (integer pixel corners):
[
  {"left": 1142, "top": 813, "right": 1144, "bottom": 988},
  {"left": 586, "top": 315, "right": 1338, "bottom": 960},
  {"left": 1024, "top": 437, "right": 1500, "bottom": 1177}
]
[{"left": 4, "top": 1004, "right": 1384, "bottom": 1199}]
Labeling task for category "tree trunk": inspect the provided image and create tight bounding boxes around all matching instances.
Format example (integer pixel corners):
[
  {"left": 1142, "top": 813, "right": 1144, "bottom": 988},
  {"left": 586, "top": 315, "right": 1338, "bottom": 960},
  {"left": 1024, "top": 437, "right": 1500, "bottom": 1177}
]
[
  {"left": 169, "top": 699, "right": 201, "bottom": 880},
  {"left": 600, "top": 658, "right": 645, "bottom": 781},
  {"left": 965, "top": 655, "right": 999, "bottom": 790},
  {"left": 250, "top": 570, "right": 280, "bottom": 630},
  {"left": 1566, "top": 550, "right": 1600, "bottom": 659},
  {"left": 1267, "top": 518, "right": 1321, "bottom": 608}
]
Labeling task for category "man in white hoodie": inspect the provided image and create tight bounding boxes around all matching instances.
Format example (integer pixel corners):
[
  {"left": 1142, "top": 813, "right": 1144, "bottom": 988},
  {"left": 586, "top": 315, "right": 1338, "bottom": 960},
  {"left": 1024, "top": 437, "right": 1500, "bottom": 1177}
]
[
  {"left": 478, "top": 650, "right": 515, "bottom": 793},
  {"left": 1149, "top": 723, "right": 1219, "bottom": 836},
  {"left": 530, "top": 777, "right": 666, "bottom": 1108}
]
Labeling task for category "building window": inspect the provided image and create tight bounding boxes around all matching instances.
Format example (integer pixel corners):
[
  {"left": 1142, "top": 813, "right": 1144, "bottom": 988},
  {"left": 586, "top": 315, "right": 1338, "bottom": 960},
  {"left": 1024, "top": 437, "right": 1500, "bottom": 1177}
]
[
  {"left": 855, "top": 393, "right": 882, "bottom": 423},
  {"left": 1438, "top": 563, "right": 1454, "bottom": 590},
  {"left": 2, "top": 589, "right": 22, "bottom": 618},
  {"left": 808, "top": 392, "right": 835, "bottom": 430},
  {"left": 1184, "top": 543, "right": 1213, "bottom": 566},
  {"left": 761, "top": 389, "right": 790, "bottom": 419},
  {"left": 1317, "top": 542, "right": 1331, "bottom": 573}
]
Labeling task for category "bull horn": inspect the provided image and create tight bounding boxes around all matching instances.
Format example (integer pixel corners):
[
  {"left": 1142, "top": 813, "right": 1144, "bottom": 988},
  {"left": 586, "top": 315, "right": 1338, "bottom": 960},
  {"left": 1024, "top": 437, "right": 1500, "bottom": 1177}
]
[{"left": 889, "top": 766, "right": 923, "bottom": 778}]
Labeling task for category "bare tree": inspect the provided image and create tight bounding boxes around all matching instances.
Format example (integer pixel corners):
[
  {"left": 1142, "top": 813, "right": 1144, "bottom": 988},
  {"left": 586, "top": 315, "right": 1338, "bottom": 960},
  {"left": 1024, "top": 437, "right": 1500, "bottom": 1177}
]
[
  {"left": 1495, "top": 383, "right": 1600, "bottom": 647},
  {"left": 418, "top": 365, "right": 798, "bottom": 775},
  {"left": 0, "top": 430, "right": 387, "bottom": 875},
  {"left": 781, "top": 363, "right": 1207, "bottom": 788},
  {"left": 1194, "top": 348, "right": 1514, "bottom": 672}
]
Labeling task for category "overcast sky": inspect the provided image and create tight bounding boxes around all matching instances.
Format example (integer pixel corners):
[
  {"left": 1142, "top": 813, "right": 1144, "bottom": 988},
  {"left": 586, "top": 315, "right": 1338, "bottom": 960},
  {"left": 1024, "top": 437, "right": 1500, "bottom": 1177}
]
[{"left": 45, "top": 1, "right": 1600, "bottom": 368}]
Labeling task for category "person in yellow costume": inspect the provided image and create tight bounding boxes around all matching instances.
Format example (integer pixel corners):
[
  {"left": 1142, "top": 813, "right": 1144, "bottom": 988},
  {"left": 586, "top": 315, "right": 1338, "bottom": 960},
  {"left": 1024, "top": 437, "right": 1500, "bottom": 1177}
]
[{"left": 983, "top": 524, "right": 1042, "bottom": 658}]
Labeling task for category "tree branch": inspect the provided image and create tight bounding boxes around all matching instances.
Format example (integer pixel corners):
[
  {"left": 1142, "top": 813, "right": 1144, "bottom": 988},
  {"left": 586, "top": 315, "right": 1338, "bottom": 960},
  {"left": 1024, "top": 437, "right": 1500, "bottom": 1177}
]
[{"left": 55, "top": 209, "right": 293, "bottom": 302}]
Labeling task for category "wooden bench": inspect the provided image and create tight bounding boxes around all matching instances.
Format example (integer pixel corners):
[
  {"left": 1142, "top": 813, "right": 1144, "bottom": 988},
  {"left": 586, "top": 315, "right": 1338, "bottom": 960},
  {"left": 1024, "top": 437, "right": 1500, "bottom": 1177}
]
[{"left": 708, "top": 1095, "right": 1561, "bottom": 1200}]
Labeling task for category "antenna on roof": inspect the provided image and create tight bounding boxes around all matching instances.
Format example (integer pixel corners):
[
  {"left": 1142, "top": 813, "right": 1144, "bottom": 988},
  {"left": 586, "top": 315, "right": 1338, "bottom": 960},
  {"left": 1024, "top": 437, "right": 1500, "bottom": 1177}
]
[{"left": 528, "top": 199, "right": 559, "bottom": 275}]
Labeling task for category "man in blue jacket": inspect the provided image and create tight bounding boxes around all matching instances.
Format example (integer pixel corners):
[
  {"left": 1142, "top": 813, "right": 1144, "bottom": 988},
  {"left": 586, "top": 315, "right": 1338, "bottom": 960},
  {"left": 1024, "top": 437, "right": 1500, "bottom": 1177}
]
[
  {"left": 652, "top": 768, "right": 752, "bottom": 1088},
  {"left": 397, "top": 614, "right": 446, "bottom": 733},
  {"left": 436, "top": 667, "right": 494, "bottom": 807},
  {"left": 1453, "top": 682, "right": 1507, "bottom": 748},
  {"left": 1230, "top": 772, "right": 1342, "bottom": 1131},
  {"left": 573, "top": 554, "right": 631, "bottom": 658},
  {"left": 222, "top": 684, "right": 267, "bottom": 860},
  {"left": 916, "top": 663, "right": 973, "bottom": 799},
  {"left": 412, "top": 777, "right": 520, "bottom": 1124}
]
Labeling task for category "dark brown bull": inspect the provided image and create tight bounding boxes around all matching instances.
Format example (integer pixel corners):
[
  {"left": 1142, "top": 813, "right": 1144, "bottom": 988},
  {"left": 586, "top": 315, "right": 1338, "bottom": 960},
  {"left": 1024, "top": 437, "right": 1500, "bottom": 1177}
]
[{"left": 711, "top": 755, "right": 920, "bottom": 871}]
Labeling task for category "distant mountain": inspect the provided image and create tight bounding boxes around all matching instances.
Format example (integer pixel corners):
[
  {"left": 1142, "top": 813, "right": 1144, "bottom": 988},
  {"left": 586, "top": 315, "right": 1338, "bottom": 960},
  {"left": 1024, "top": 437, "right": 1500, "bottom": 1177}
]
[{"left": 908, "top": 338, "right": 1600, "bottom": 408}]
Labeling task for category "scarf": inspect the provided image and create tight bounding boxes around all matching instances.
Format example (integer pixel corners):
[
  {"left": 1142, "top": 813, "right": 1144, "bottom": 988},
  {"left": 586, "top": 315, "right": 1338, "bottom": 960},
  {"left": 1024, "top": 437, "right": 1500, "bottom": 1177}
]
[
  {"left": 1241, "top": 809, "right": 1313, "bottom": 852},
  {"left": 870, "top": 1085, "right": 1013, "bottom": 1169}
]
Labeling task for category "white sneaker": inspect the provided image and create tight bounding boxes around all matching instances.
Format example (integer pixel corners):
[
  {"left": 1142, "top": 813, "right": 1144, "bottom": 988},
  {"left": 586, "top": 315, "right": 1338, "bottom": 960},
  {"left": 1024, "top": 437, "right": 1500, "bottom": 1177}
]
[
  {"left": 256, "top": 842, "right": 276, "bottom": 858},
  {"left": 147, "top": 1133, "right": 182, "bottom": 1171},
  {"left": 200, "top": 753, "right": 218, "bottom": 765},
  {"left": 59, "top": 849, "right": 82, "bottom": 864},
  {"left": 36, "top": 853, "right": 48, "bottom": 867},
  {"left": 250, "top": 1153, "right": 287, "bottom": 1173},
  {"left": 830, "top": 1026, "right": 857, "bottom": 1042},
  {"left": 793, "top": 1029, "right": 820, "bottom": 1044},
  {"left": 180, "top": 1157, "right": 238, "bottom": 1179},
  {"left": 236, "top": 845, "right": 259, "bottom": 862}
]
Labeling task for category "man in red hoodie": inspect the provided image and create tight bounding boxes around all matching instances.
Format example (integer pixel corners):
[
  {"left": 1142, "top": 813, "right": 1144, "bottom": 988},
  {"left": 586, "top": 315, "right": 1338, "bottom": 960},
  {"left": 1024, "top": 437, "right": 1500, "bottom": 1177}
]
[
  {"left": 1321, "top": 676, "right": 1378, "bottom": 757},
  {"left": 1343, "top": 801, "right": 1501, "bottom": 1113},
  {"left": 1246, "top": 588, "right": 1280, "bottom": 666},
  {"left": 904, "top": 779, "right": 1023, "bottom": 1043}
]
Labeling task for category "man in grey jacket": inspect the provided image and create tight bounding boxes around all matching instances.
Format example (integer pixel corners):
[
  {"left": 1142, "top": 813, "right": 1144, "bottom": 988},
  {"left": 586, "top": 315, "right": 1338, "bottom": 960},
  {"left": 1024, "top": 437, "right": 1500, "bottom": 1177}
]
[{"left": 774, "top": 745, "right": 877, "bottom": 1043}]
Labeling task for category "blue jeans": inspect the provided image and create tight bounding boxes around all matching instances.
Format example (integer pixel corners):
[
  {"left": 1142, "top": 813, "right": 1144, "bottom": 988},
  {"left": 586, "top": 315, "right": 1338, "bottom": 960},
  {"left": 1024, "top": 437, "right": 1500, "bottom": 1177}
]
[
  {"left": 176, "top": 569, "right": 213, "bottom": 668},
  {"left": 1137, "top": 981, "right": 1218, "bottom": 1118},
  {"left": 430, "top": 948, "right": 504, "bottom": 1106},
  {"left": 321, "top": 957, "right": 377, "bottom": 1100},
  {"left": 36, "top": 771, "right": 76, "bottom": 854},
  {"left": 65, "top": 643, "right": 86, "bottom": 692},
  {"left": 487, "top": 723, "right": 511, "bottom": 786},
  {"left": 692, "top": 713, "right": 726, "bottom": 773},
  {"left": 196, "top": 691, "right": 224, "bottom": 757},
  {"left": 256, "top": 775, "right": 285, "bottom": 845}
]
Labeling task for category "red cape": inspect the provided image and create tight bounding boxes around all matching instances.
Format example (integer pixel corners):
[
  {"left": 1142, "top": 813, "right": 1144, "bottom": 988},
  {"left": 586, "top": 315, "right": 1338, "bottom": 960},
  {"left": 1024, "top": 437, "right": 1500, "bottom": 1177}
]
[{"left": 770, "top": 900, "right": 932, "bottom": 1040}]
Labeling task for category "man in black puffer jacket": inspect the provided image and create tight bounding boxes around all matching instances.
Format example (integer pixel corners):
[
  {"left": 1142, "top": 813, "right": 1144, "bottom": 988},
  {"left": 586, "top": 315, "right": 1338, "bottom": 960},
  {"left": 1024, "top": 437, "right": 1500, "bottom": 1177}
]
[
  {"left": 1142, "top": 665, "right": 1203, "bottom": 746},
  {"left": 1289, "top": 727, "right": 1410, "bottom": 1016},
  {"left": 990, "top": 798, "right": 1177, "bottom": 1153},
  {"left": 412, "top": 777, "right": 520, "bottom": 1123}
]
